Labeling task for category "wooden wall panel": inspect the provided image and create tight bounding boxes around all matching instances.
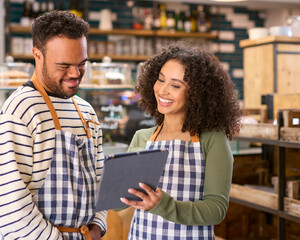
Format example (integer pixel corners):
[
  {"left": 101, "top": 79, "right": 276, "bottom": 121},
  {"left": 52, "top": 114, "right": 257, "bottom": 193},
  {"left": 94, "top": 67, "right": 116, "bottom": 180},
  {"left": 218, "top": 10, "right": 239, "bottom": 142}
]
[{"left": 243, "top": 44, "right": 274, "bottom": 108}]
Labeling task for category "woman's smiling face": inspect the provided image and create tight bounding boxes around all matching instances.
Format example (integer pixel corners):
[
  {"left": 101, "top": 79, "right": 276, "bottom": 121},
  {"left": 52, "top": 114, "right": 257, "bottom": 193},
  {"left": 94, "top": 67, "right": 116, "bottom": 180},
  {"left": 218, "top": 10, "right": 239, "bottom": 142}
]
[{"left": 153, "top": 59, "right": 189, "bottom": 119}]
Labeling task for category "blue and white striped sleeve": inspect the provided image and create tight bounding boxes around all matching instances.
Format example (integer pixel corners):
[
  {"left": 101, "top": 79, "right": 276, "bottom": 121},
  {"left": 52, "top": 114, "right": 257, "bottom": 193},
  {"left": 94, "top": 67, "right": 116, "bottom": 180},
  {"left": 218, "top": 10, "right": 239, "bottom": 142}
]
[
  {"left": 0, "top": 114, "right": 63, "bottom": 240},
  {"left": 90, "top": 123, "right": 107, "bottom": 235}
]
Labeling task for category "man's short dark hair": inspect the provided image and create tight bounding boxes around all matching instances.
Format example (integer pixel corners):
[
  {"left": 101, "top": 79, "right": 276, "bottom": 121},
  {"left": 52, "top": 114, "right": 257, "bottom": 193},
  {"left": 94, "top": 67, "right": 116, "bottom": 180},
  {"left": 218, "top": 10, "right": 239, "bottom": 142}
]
[{"left": 31, "top": 10, "right": 89, "bottom": 54}]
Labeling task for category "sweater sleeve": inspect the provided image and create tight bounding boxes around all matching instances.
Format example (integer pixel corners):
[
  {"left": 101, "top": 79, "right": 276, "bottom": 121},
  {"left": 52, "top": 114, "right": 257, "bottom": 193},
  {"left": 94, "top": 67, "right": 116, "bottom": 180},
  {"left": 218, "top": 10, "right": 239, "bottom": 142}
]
[
  {"left": 90, "top": 125, "right": 107, "bottom": 235},
  {"left": 0, "top": 114, "right": 63, "bottom": 239},
  {"left": 127, "top": 127, "right": 157, "bottom": 152},
  {"left": 148, "top": 131, "right": 233, "bottom": 225}
]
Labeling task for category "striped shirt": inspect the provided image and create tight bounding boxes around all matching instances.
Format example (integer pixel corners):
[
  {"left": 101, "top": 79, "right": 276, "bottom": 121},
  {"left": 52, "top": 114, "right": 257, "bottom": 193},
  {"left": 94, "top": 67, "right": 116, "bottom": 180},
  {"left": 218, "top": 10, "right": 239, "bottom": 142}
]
[{"left": 0, "top": 84, "right": 106, "bottom": 239}]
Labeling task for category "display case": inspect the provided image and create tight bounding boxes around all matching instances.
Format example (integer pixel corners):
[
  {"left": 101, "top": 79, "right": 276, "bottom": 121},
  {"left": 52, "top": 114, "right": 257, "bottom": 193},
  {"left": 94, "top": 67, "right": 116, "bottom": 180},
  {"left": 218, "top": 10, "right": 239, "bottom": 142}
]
[
  {"left": 78, "top": 88, "right": 155, "bottom": 150},
  {"left": 88, "top": 62, "right": 132, "bottom": 86},
  {"left": 0, "top": 60, "right": 154, "bottom": 152},
  {"left": 0, "top": 62, "right": 34, "bottom": 87}
]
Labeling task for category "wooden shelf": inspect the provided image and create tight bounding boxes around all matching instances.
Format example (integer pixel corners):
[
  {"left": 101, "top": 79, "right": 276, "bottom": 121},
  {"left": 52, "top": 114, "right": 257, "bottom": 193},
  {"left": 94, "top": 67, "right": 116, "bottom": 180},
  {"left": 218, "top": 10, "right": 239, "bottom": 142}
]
[
  {"left": 155, "top": 30, "right": 217, "bottom": 39},
  {"left": 240, "top": 35, "right": 300, "bottom": 48},
  {"left": 234, "top": 136, "right": 300, "bottom": 149},
  {"left": 278, "top": 210, "right": 300, "bottom": 223},
  {"left": 10, "top": 54, "right": 33, "bottom": 60},
  {"left": 88, "top": 54, "right": 149, "bottom": 61},
  {"left": 0, "top": 84, "right": 135, "bottom": 91},
  {"left": 79, "top": 84, "right": 134, "bottom": 90},
  {"left": 230, "top": 184, "right": 278, "bottom": 210},
  {"left": 230, "top": 184, "right": 300, "bottom": 222},
  {"left": 9, "top": 25, "right": 218, "bottom": 39},
  {"left": 10, "top": 54, "right": 149, "bottom": 62},
  {"left": 8, "top": 25, "right": 31, "bottom": 34},
  {"left": 233, "top": 136, "right": 278, "bottom": 145},
  {"left": 230, "top": 197, "right": 279, "bottom": 215},
  {"left": 89, "top": 28, "right": 155, "bottom": 37},
  {"left": 279, "top": 140, "right": 300, "bottom": 149}
]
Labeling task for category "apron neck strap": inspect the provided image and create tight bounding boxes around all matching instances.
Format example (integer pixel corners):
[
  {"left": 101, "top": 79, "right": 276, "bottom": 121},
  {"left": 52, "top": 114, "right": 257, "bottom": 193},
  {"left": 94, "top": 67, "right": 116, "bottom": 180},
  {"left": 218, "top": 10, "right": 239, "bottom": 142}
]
[
  {"left": 72, "top": 98, "right": 100, "bottom": 138},
  {"left": 150, "top": 123, "right": 200, "bottom": 142},
  {"left": 149, "top": 125, "right": 162, "bottom": 141},
  {"left": 31, "top": 72, "right": 99, "bottom": 138},
  {"left": 32, "top": 72, "right": 61, "bottom": 130}
]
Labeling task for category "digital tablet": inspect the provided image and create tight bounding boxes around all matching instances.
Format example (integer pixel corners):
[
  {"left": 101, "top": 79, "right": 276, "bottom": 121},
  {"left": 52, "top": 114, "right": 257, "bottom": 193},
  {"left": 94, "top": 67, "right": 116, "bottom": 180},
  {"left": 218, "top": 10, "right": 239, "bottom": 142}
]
[{"left": 95, "top": 148, "right": 169, "bottom": 211}]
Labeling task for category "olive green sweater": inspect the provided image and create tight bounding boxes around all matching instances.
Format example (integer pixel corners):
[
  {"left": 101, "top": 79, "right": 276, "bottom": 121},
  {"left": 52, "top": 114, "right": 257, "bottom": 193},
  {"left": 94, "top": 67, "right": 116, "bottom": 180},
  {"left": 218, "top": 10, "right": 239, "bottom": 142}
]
[{"left": 127, "top": 126, "right": 233, "bottom": 226}]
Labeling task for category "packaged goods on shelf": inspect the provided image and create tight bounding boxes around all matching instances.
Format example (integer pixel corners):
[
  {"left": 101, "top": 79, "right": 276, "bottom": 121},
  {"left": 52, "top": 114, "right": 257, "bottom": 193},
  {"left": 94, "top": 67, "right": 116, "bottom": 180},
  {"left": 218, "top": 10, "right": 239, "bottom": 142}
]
[
  {"left": 272, "top": 176, "right": 300, "bottom": 199},
  {"left": 280, "top": 109, "right": 300, "bottom": 142},
  {"left": 285, "top": 197, "right": 300, "bottom": 217}
]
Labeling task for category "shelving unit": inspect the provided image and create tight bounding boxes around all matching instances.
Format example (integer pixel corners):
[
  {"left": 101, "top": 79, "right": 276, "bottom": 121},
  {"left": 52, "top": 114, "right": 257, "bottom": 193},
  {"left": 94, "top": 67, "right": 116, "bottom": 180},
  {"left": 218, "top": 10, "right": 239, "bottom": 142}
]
[
  {"left": 232, "top": 109, "right": 300, "bottom": 239},
  {"left": 8, "top": 25, "right": 218, "bottom": 39},
  {"left": 240, "top": 36, "right": 300, "bottom": 110},
  {"left": 0, "top": 84, "right": 135, "bottom": 91},
  {"left": 6, "top": 26, "right": 218, "bottom": 62}
]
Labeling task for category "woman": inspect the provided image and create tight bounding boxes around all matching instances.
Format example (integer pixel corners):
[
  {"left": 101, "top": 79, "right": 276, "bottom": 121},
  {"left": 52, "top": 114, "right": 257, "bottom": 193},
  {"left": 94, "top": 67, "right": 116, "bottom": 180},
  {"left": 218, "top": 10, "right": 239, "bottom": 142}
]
[{"left": 120, "top": 41, "right": 241, "bottom": 239}]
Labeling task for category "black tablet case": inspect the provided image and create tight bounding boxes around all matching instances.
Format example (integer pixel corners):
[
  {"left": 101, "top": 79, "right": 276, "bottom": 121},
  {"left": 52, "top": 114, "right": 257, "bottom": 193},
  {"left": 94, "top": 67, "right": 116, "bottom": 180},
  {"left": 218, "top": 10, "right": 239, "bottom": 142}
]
[{"left": 95, "top": 149, "right": 169, "bottom": 211}]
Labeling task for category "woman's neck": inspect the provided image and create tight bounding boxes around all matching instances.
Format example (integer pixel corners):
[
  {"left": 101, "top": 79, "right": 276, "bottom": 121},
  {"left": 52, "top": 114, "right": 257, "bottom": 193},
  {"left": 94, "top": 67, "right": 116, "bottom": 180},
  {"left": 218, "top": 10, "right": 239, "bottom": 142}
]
[
  {"left": 162, "top": 120, "right": 183, "bottom": 134},
  {"left": 156, "top": 116, "right": 190, "bottom": 141}
]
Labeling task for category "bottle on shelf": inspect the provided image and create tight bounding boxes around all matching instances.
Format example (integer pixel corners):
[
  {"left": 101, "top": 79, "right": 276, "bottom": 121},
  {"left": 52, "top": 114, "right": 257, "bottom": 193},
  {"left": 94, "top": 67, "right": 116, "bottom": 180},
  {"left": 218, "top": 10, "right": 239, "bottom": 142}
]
[
  {"left": 174, "top": 10, "right": 183, "bottom": 32},
  {"left": 152, "top": 7, "right": 161, "bottom": 30},
  {"left": 20, "top": 0, "right": 31, "bottom": 27},
  {"left": 159, "top": 4, "right": 167, "bottom": 30},
  {"left": 144, "top": 8, "right": 153, "bottom": 30},
  {"left": 166, "top": 12, "right": 175, "bottom": 32},
  {"left": 40, "top": 1, "right": 48, "bottom": 15},
  {"left": 196, "top": 5, "right": 208, "bottom": 33},
  {"left": 48, "top": 1, "right": 55, "bottom": 12},
  {"left": 204, "top": 6, "right": 212, "bottom": 32},
  {"left": 32, "top": 1, "right": 40, "bottom": 19},
  {"left": 183, "top": 11, "right": 191, "bottom": 33},
  {"left": 69, "top": 0, "right": 83, "bottom": 18},
  {"left": 190, "top": 9, "right": 197, "bottom": 33},
  {"left": 29, "top": 0, "right": 35, "bottom": 24}
]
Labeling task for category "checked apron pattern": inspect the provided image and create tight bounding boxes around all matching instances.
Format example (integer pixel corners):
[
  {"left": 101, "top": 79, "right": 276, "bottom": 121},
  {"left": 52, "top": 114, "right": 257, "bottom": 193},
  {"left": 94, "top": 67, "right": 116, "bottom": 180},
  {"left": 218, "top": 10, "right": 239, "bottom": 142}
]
[
  {"left": 31, "top": 74, "right": 99, "bottom": 240},
  {"left": 33, "top": 131, "right": 97, "bottom": 240},
  {"left": 128, "top": 129, "right": 214, "bottom": 240}
]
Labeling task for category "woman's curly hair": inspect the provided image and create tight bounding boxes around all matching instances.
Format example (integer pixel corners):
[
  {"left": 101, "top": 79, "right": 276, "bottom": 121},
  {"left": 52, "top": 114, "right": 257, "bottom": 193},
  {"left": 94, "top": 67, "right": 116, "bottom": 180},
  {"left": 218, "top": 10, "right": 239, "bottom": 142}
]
[
  {"left": 136, "top": 41, "right": 241, "bottom": 140},
  {"left": 31, "top": 10, "right": 89, "bottom": 55}
]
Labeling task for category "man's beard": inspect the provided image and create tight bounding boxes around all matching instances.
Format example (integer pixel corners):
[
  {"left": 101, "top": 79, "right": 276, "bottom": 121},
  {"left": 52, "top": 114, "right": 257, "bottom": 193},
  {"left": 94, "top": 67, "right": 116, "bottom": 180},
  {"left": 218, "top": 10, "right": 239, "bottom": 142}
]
[{"left": 42, "top": 61, "right": 80, "bottom": 98}]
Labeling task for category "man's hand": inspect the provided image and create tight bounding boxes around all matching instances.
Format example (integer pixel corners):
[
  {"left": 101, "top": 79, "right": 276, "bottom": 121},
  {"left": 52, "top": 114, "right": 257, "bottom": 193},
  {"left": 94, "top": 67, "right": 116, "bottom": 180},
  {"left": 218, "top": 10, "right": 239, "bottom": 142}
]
[
  {"left": 120, "top": 182, "right": 162, "bottom": 211},
  {"left": 88, "top": 224, "right": 102, "bottom": 240}
]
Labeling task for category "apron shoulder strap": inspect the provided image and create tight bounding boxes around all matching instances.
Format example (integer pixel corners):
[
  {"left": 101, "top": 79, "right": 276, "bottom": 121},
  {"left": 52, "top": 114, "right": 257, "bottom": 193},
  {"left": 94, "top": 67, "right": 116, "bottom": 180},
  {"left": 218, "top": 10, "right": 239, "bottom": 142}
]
[
  {"left": 31, "top": 72, "right": 61, "bottom": 130},
  {"left": 72, "top": 98, "right": 100, "bottom": 138}
]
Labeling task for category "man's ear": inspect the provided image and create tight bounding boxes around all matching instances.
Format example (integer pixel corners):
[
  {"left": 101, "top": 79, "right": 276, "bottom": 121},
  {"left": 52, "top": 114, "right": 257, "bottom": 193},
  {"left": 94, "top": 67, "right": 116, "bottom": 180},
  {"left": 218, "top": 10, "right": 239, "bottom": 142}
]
[{"left": 32, "top": 47, "right": 43, "bottom": 61}]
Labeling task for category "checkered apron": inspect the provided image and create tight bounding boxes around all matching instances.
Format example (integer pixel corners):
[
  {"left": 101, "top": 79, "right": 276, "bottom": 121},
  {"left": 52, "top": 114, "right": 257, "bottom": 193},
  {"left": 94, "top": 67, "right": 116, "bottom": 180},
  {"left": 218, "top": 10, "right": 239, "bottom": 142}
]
[
  {"left": 128, "top": 128, "right": 214, "bottom": 240},
  {"left": 31, "top": 75, "right": 98, "bottom": 240}
]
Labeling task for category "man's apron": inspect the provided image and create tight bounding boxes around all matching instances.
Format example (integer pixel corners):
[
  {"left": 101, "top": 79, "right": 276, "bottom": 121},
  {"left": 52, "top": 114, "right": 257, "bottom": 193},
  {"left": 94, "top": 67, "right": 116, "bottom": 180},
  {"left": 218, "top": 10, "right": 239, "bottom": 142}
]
[
  {"left": 128, "top": 126, "right": 214, "bottom": 240},
  {"left": 31, "top": 75, "right": 98, "bottom": 240}
]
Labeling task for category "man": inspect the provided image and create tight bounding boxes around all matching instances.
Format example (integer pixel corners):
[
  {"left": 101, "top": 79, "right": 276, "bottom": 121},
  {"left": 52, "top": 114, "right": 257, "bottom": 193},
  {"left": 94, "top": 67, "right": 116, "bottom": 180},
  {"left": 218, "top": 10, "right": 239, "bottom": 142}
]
[{"left": 0, "top": 11, "right": 106, "bottom": 239}]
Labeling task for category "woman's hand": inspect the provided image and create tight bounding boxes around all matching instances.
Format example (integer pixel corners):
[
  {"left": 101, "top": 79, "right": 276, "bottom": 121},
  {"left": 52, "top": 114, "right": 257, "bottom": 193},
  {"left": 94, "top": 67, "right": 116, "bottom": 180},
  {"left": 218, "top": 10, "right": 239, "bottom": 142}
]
[{"left": 120, "top": 183, "right": 161, "bottom": 211}]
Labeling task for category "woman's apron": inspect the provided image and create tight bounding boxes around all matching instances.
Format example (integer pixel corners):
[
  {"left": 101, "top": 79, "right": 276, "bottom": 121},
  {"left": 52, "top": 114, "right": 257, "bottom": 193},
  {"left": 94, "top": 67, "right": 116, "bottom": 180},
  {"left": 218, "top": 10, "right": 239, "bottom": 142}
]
[
  {"left": 31, "top": 75, "right": 98, "bottom": 240},
  {"left": 128, "top": 126, "right": 214, "bottom": 240}
]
